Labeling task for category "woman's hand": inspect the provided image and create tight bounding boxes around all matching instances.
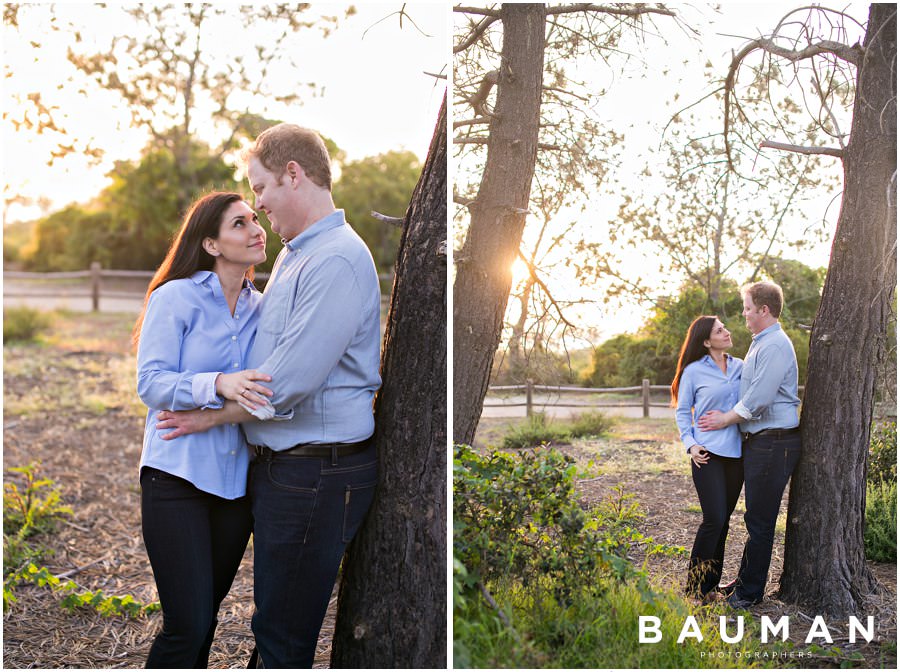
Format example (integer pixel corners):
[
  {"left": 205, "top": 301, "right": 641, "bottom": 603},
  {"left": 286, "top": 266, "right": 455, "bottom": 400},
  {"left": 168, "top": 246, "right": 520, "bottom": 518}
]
[
  {"left": 215, "top": 369, "right": 273, "bottom": 410},
  {"left": 690, "top": 445, "right": 710, "bottom": 468}
]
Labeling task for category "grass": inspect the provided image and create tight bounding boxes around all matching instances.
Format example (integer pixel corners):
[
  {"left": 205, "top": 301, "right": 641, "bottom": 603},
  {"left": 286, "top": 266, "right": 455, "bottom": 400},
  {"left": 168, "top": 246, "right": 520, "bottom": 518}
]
[
  {"left": 3, "top": 311, "right": 143, "bottom": 420},
  {"left": 457, "top": 576, "right": 800, "bottom": 669},
  {"left": 500, "top": 411, "right": 615, "bottom": 450},
  {"left": 3, "top": 306, "right": 52, "bottom": 343}
]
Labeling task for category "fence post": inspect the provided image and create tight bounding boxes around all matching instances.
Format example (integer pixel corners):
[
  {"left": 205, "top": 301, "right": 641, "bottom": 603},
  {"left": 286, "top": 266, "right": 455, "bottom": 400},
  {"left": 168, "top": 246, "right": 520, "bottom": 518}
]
[
  {"left": 525, "top": 379, "right": 534, "bottom": 418},
  {"left": 90, "top": 262, "right": 101, "bottom": 312},
  {"left": 642, "top": 379, "right": 650, "bottom": 418}
]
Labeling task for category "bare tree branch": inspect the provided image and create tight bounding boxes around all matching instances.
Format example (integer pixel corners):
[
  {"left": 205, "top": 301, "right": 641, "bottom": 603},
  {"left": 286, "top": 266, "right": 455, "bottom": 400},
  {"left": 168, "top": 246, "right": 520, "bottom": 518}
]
[
  {"left": 453, "top": 11, "right": 500, "bottom": 53},
  {"left": 371, "top": 211, "right": 405, "bottom": 227},
  {"left": 453, "top": 116, "right": 493, "bottom": 130},
  {"left": 545, "top": 4, "right": 675, "bottom": 18},
  {"left": 724, "top": 34, "right": 863, "bottom": 170},
  {"left": 758, "top": 140, "right": 844, "bottom": 158},
  {"left": 517, "top": 250, "right": 577, "bottom": 329}
]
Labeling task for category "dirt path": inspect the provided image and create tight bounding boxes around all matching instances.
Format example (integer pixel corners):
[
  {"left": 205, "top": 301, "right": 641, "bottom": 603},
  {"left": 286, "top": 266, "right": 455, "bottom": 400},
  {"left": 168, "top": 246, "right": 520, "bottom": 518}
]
[{"left": 2, "top": 312, "right": 336, "bottom": 669}]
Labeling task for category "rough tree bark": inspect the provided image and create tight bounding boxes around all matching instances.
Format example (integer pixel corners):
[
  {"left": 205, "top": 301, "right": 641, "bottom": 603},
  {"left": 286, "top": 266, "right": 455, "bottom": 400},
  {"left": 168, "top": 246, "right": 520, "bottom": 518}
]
[
  {"left": 330, "top": 95, "right": 447, "bottom": 667},
  {"left": 453, "top": 3, "right": 546, "bottom": 445},
  {"left": 779, "top": 3, "right": 896, "bottom": 616}
]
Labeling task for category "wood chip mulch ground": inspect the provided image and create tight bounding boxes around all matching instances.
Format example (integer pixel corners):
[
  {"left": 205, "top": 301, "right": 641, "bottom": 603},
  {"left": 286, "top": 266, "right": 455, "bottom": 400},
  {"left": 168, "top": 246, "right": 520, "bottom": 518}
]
[{"left": 3, "top": 342, "right": 336, "bottom": 669}]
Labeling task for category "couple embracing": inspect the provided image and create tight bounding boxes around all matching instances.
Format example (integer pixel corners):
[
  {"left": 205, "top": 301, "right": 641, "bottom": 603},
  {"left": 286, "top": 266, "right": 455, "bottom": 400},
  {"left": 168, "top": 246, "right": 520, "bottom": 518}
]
[
  {"left": 134, "top": 123, "right": 381, "bottom": 668},
  {"left": 672, "top": 281, "right": 802, "bottom": 609}
]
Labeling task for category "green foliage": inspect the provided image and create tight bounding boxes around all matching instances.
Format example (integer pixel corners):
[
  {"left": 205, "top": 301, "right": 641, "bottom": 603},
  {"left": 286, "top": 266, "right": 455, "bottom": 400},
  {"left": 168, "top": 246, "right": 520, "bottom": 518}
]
[
  {"left": 25, "top": 138, "right": 241, "bottom": 272},
  {"left": 3, "top": 462, "right": 72, "bottom": 540},
  {"left": 585, "top": 268, "right": 818, "bottom": 388},
  {"left": 3, "top": 306, "right": 52, "bottom": 343},
  {"left": 868, "top": 421, "right": 897, "bottom": 484},
  {"left": 567, "top": 411, "right": 614, "bottom": 439},
  {"left": 5, "top": 563, "right": 159, "bottom": 618},
  {"left": 500, "top": 411, "right": 613, "bottom": 449},
  {"left": 3, "top": 219, "right": 36, "bottom": 264},
  {"left": 454, "top": 445, "right": 681, "bottom": 599},
  {"left": 333, "top": 150, "right": 422, "bottom": 273},
  {"left": 453, "top": 445, "right": 787, "bottom": 668},
  {"left": 864, "top": 480, "right": 896, "bottom": 562},
  {"left": 501, "top": 413, "right": 570, "bottom": 449},
  {"left": 4, "top": 461, "right": 73, "bottom": 603},
  {"left": 3, "top": 464, "right": 158, "bottom": 617}
]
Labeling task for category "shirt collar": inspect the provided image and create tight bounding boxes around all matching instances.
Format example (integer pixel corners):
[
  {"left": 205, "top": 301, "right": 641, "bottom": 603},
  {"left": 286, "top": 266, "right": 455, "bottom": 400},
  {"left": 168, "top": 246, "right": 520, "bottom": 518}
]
[
  {"left": 189, "top": 269, "right": 254, "bottom": 291},
  {"left": 285, "top": 209, "right": 346, "bottom": 252},
  {"left": 752, "top": 322, "right": 783, "bottom": 342},
  {"left": 701, "top": 353, "right": 732, "bottom": 366}
]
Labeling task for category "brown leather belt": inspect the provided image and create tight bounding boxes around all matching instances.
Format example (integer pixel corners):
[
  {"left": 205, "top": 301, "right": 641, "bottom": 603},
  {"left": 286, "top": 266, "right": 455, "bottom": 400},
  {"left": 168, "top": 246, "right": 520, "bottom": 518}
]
[{"left": 251, "top": 438, "right": 372, "bottom": 459}]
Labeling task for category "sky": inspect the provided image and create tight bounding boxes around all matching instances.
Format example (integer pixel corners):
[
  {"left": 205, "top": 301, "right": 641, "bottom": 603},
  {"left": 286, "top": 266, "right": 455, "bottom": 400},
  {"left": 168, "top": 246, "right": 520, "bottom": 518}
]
[{"left": 2, "top": 2, "right": 448, "bottom": 223}]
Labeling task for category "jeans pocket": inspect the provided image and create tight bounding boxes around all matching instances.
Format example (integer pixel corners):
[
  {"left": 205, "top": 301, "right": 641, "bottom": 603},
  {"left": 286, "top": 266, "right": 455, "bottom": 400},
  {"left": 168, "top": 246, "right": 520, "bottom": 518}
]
[
  {"left": 342, "top": 481, "right": 376, "bottom": 543},
  {"left": 266, "top": 459, "right": 319, "bottom": 494}
]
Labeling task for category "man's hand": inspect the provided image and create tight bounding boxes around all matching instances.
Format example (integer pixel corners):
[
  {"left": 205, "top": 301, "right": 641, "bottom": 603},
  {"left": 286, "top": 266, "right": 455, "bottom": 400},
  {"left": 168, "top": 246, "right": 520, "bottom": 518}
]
[
  {"left": 697, "top": 410, "right": 728, "bottom": 431},
  {"left": 156, "top": 409, "right": 217, "bottom": 440}
]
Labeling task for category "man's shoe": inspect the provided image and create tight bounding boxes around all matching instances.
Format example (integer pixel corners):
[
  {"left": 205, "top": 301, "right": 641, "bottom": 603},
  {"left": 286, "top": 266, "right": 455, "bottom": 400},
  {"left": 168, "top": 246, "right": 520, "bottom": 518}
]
[
  {"left": 717, "top": 578, "right": 738, "bottom": 596},
  {"left": 725, "top": 592, "right": 761, "bottom": 609}
]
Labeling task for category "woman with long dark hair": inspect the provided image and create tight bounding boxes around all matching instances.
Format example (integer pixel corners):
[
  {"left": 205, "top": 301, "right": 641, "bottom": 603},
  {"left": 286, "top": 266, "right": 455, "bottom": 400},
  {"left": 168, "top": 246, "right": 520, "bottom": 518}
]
[
  {"left": 134, "top": 191, "right": 271, "bottom": 667},
  {"left": 671, "top": 315, "right": 743, "bottom": 602}
]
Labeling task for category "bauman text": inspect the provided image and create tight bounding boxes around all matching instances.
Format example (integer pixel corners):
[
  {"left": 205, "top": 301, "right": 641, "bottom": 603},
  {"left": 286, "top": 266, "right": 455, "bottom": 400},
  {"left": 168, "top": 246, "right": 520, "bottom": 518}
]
[{"left": 638, "top": 615, "right": 875, "bottom": 644}]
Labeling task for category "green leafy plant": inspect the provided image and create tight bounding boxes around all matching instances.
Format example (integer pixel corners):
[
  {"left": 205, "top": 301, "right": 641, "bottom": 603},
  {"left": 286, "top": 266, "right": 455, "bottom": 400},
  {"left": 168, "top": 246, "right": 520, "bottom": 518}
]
[
  {"left": 567, "top": 410, "right": 614, "bottom": 439},
  {"left": 3, "top": 306, "right": 52, "bottom": 343},
  {"left": 3, "top": 463, "right": 157, "bottom": 617},
  {"left": 501, "top": 413, "right": 570, "bottom": 449},
  {"left": 4, "top": 462, "right": 73, "bottom": 538},
  {"left": 501, "top": 410, "right": 613, "bottom": 449},
  {"left": 868, "top": 421, "right": 897, "bottom": 485},
  {"left": 6, "top": 563, "right": 159, "bottom": 618},
  {"left": 864, "top": 479, "right": 896, "bottom": 562}
]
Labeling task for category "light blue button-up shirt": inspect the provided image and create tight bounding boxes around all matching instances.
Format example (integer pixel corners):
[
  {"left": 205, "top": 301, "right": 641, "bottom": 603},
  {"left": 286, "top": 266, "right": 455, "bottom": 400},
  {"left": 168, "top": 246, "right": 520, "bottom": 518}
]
[
  {"left": 243, "top": 209, "right": 381, "bottom": 450},
  {"left": 732, "top": 322, "right": 801, "bottom": 433},
  {"left": 677, "top": 354, "right": 743, "bottom": 458},
  {"left": 137, "top": 271, "right": 262, "bottom": 499}
]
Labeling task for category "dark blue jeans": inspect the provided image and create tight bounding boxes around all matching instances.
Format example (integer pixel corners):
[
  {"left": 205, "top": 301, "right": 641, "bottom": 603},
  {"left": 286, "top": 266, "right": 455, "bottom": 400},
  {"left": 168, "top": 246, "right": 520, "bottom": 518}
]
[
  {"left": 248, "top": 443, "right": 377, "bottom": 668},
  {"left": 734, "top": 431, "right": 802, "bottom": 602},
  {"left": 687, "top": 452, "right": 744, "bottom": 596},
  {"left": 140, "top": 467, "right": 252, "bottom": 668}
]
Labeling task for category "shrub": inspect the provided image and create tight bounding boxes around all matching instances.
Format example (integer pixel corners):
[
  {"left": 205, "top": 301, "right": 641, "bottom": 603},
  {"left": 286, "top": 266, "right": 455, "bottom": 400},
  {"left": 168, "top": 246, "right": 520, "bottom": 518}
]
[
  {"left": 3, "top": 462, "right": 72, "bottom": 539},
  {"left": 501, "top": 411, "right": 613, "bottom": 449},
  {"left": 3, "top": 306, "right": 52, "bottom": 343},
  {"left": 501, "top": 413, "right": 569, "bottom": 449},
  {"left": 868, "top": 421, "right": 897, "bottom": 484},
  {"left": 567, "top": 410, "right": 613, "bottom": 439},
  {"left": 864, "top": 480, "right": 896, "bottom": 562}
]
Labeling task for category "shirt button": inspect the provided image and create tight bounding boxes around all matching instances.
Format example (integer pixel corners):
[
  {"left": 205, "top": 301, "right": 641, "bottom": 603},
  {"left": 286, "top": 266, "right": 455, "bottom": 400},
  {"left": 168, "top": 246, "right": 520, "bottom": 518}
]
[
  {"left": 233, "top": 363, "right": 239, "bottom": 368},
  {"left": 232, "top": 335, "right": 237, "bottom": 341},
  {"left": 234, "top": 314, "right": 240, "bottom": 320},
  {"left": 230, "top": 450, "right": 236, "bottom": 455}
]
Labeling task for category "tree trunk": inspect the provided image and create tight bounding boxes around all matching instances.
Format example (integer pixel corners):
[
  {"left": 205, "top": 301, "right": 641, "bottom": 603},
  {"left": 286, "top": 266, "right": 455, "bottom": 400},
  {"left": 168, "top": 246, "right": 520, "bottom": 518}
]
[
  {"left": 453, "top": 3, "right": 546, "bottom": 445},
  {"left": 779, "top": 3, "right": 896, "bottom": 617},
  {"left": 330, "top": 95, "right": 447, "bottom": 667}
]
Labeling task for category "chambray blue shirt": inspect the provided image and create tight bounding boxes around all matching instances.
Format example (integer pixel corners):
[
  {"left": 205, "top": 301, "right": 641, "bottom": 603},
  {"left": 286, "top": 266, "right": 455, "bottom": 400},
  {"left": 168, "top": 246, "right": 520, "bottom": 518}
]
[
  {"left": 677, "top": 354, "right": 744, "bottom": 458},
  {"left": 243, "top": 209, "right": 381, "bottom": 450},
  {"left": 137, "top": 271, "right": 263, "bottom": 499},
  {"left": 732, "top": 322, "right": 801, "bottom": 433}
]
